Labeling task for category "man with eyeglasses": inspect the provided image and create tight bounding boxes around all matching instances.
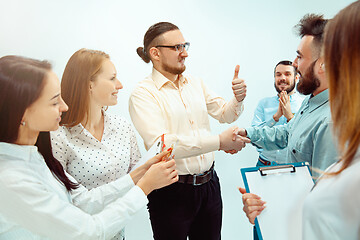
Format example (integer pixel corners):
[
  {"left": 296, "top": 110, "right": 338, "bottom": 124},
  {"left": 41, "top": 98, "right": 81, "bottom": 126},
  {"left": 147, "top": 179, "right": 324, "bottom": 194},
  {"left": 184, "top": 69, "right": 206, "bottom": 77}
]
[
  {"left": 237, "top": 14, "right": 338, "bottom": 240},
  {"left": 129, "top": 22, "right": 248, "bottom": 240},
  {"left": 251, "top": 60, "right": 304, "bottom": 167}
]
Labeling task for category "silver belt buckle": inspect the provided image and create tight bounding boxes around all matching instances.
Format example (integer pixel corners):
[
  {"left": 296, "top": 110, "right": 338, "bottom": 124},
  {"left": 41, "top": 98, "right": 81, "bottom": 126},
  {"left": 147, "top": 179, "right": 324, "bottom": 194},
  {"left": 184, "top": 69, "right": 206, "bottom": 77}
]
[{"left": 193, "top": 175, "right": 202, "bottom": 186}]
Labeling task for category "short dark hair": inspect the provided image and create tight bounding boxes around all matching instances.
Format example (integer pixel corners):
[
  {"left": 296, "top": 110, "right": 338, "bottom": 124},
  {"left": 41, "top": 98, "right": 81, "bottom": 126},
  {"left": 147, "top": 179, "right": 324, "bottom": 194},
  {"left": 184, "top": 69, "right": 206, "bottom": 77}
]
[
  {"left": 294, "top": 14, "right": 328, "bottom": 58},
  {"left": 136, "top": 22, "right": 179, "bottom": 63},
  {"left": 274, "top": 60, "right": 296, "bottom": 76}
]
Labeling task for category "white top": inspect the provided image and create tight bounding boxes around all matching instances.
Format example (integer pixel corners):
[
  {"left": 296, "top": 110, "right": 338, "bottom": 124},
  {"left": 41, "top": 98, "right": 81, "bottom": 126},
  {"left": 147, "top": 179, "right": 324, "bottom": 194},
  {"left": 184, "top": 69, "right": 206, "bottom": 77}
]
[
  {"left": 129, "top": 68, "right": 243, "bottom": 175},
  {"left": 0, "top": 142, "right": 147, "bottom": 240},
  {"left": 50, "top": 112, "right": 141, "bottom": 189},
  {"left": 302, "top": 147, "right": 360, "bottom": 240}
]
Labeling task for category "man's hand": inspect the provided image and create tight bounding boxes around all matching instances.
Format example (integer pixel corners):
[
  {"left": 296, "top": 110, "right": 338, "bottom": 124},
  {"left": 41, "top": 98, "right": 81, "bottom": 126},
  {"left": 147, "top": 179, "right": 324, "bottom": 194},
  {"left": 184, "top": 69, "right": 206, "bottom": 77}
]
[
  {"left": 273, "top": 96, "right": 283, "bottom": 122},
  {"left": 238, "top": 187, "right": 266, "bottom": 225},
  {"left": 219, "top": 126, "right": 251, "bottom": 153},
  {"left": 279, "top": 91, "right": 294, "bottom": 121},
  {"left": 234, "top": 128, "right": 247, "bottom": 138},
  {"left": 232, "top": 65, "right": 247, "bottom": 102}
]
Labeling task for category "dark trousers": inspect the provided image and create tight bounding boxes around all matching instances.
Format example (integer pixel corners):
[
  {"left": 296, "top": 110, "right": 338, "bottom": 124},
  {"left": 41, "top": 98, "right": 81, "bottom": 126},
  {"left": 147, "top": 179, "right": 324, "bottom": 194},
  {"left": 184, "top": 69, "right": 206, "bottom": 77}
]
[{"left": 147, "top": 171, "right": 223, "bottom": 240}]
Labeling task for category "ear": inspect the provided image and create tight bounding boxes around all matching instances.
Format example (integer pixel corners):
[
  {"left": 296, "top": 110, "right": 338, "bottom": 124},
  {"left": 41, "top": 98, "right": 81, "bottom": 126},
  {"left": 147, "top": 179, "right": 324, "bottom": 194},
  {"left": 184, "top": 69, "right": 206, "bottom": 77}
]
[
  {"left": 295, "top": 73, "right": 300, "bottom": 82},
  {"left": 318, "top": 62, "right": 325, "bottom": 75},
  {"left": 149, "top": 47, "right": 160, "bottom": 61}
]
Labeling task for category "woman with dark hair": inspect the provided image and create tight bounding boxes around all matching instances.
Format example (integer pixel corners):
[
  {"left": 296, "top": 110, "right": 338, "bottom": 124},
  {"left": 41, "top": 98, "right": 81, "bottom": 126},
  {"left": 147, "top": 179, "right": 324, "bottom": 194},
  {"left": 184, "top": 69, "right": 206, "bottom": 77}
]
[
  {"left": 302, "top": 1, "right": 360, "bottom": 239},
  {"left": 0, "top": 55, "right": 178, "bottom": 239}
]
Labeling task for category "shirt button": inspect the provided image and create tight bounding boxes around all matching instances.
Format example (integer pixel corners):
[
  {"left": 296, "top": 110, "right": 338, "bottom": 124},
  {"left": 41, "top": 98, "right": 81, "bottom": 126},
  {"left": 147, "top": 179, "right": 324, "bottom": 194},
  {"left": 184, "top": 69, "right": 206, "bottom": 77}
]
[
  {"left": 300, "top": 111, "right": 303, "bottom": 114},
  {"left": 292, "top": 149, "right": 296, "bottom": 154}
]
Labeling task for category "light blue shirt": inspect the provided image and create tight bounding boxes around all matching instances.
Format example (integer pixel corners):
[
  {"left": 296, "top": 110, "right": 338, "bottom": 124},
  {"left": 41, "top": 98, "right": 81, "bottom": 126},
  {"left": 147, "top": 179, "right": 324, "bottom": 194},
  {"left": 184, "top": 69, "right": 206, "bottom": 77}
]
[
  {"left": 251, "top": 92, "right": 304, "bottom": 162},
  {"left": 246, "top": 89, "right": 338, "bottom": 177}
]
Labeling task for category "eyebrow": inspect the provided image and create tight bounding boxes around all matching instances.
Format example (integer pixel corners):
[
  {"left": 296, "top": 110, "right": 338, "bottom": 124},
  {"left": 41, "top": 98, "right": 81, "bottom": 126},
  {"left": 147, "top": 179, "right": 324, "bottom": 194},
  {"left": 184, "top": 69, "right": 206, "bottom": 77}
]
[{"left": 50, "top": 93, "right": 60, "bottom": 100}]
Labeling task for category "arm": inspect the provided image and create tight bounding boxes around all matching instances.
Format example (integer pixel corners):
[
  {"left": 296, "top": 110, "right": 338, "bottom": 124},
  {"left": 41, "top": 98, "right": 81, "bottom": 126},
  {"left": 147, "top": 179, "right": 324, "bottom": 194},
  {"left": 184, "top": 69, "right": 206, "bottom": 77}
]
[
  {"left": 129, "top": 87, "right": 218, "bottom": 159},
  {"left": 128, "top": 124, "right": 141, "bottom": 172},
  {"left": 202, "top": 78, "right": 244, "bottom": 124},
  {"left": 0, "top": 170, "right": 147, "bottom": 240},
  {"left": 50, "top": 128, "right": 68, "bottom": 168},
  {"left": 312, "top": 120, "right": 339, "bottom": 175},
  {"left": 251, "top": 99, "right": 280, "bottom": 128},
  {"left": 243, "top": 123, "right": 291, "bottom": 151},
  {"left": 72, "top": 151, "right": 178, "bottom": 212}
]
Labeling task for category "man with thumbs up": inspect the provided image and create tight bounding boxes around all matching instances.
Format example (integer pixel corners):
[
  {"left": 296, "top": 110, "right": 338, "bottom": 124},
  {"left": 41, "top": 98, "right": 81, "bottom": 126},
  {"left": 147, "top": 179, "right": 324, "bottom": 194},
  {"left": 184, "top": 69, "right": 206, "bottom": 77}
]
[{"left": 129, "top": 22, "right": 248, "bottom": 240}]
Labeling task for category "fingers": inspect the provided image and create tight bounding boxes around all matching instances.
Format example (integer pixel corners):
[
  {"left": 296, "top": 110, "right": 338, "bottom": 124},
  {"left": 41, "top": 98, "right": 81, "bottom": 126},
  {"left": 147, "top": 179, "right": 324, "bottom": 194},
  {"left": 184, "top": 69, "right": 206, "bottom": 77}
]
[
  {"left": 233, "top": 65, "right": 240, "bottom": 80},
  {"left": 232, "top": 126, "right": 239, "bottom": 141},
  {"left": 238, "top": 187, "right": 247, "bottom": 194},
  {"left": 240, "top": 136, "right": 251, "bottom": 144},
  {"left": 238, "top": 188, "right": 265, "bottom": 225},
  {"left": 246, "top": 210, "right": 263, "bottom": 225},
  {"left": 232, "top": 65, "right": 246, "bottom": 102},
  {"left": 155, "top": 149, "right": 172, "bottom": 160}
]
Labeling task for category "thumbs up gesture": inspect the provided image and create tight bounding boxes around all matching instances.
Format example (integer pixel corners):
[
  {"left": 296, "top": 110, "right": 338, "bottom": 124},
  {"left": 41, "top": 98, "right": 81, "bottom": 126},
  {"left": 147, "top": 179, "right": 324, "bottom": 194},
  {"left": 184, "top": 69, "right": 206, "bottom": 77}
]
[{"left": 232, "top": 65, "right": 247, "bottom": 102}]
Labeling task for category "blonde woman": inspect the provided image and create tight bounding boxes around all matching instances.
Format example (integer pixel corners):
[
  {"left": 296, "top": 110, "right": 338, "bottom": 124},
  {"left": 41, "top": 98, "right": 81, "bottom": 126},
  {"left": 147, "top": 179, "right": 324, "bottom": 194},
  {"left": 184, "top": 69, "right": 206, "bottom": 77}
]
[{"left": 50, "top": 49, "right": 164, "bottom": 239}]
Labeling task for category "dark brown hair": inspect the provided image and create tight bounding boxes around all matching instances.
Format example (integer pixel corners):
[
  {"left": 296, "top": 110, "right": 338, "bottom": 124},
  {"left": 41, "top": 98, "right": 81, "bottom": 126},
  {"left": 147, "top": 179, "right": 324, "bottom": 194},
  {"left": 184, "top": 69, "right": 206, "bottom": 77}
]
[
  {"left": 60, "top": 49, "right": 109, "bottom": 127},
  {"left": 136, "top": 22, "right": 179, "bottom": 63},
  {"left": 325, "top": 1, "right": 360, "bottom": 175},
  {"left": 294, "top": 14, "right": 328, "bottom": 58},
  {"left": 274, "top": 60, "right": 296, "bottom": 76},
  {"left": 0, "top": 55, "right": 78, "bottom": 191}
]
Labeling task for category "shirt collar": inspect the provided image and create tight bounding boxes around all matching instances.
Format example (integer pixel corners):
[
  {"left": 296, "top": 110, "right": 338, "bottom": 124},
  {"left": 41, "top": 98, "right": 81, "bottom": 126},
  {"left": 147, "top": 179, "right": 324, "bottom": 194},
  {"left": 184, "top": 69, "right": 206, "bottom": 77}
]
[
  {"left": 307, "top": 89, "right": 329, "bottom": 113},
  {"left": 67, "top": 110, "right": 111, "bottom": 137},
  {"left": 0, "top": 142, "right": 38, "bottom": 162},
  {"left": 151, "top": 68, "right": 187, "bottom": 90}
]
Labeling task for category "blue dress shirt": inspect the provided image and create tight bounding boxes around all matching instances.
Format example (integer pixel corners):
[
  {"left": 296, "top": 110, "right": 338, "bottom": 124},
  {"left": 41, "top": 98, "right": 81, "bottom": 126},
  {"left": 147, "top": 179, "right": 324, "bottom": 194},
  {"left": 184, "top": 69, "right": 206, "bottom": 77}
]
[
  {"left": 247, "top": 89, "right": 338, "bottom": 177},
  {"left": 251, "top": 92, "right": 304, "bottom": 162}
]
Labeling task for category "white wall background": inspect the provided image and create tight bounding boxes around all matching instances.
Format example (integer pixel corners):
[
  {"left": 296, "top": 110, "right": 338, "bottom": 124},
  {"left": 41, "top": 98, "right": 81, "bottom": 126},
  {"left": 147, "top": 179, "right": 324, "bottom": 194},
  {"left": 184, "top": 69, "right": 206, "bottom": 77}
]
[{"left": 0, "top": 0, "right": 353, "bottom": 239}]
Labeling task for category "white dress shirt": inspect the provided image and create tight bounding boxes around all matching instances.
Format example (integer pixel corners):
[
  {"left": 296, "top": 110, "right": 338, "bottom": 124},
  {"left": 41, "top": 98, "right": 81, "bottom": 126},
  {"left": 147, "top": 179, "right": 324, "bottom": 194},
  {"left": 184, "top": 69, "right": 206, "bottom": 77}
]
[
  {"left": 302, "top": 147, "right": 360, "bottom": 240},
  {"left": 50, "top": 112, "right": 141, "bottom": 239},
  {"left": 0, "top": 142, "right": 147, "bottom": 240},
  {"left": 129, "top": 68, "right": 243, "bottom": 175}
]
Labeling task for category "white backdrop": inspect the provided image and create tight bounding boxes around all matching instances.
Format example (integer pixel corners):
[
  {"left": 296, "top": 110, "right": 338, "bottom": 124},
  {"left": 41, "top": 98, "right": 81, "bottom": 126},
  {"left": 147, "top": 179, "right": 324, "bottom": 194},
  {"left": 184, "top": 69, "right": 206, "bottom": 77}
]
[{"left": 0, "top": 0, "right": 353, "bottom": 239}]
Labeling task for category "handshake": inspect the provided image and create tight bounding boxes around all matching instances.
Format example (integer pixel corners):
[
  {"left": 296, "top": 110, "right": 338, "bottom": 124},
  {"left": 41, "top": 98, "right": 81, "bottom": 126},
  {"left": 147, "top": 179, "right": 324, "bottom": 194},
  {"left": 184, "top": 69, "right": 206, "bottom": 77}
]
[{"left": 219, "top": 126, "right": 250, "bottom": 154}]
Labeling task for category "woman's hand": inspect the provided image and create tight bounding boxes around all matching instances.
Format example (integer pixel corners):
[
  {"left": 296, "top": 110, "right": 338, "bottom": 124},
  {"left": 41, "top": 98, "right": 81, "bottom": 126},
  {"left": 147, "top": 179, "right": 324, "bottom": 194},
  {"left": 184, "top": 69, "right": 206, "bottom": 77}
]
[{"left": 137, "top": 159, "right": 178, "bottom": 195}]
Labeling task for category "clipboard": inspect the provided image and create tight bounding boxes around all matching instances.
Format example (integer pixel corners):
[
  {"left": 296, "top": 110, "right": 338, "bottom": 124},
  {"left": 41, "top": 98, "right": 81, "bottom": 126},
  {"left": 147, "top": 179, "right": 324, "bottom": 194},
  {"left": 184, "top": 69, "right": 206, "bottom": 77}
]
[{"left": 241, "top": 162, "right": 314, "bottom": 240}]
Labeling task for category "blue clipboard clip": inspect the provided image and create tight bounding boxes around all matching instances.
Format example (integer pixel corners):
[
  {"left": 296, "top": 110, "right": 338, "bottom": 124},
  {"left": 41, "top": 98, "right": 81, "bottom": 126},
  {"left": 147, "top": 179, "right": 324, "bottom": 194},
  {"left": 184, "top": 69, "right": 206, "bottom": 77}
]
[{"left": 259, "top": 164, "right": 296, "bottom": 176}]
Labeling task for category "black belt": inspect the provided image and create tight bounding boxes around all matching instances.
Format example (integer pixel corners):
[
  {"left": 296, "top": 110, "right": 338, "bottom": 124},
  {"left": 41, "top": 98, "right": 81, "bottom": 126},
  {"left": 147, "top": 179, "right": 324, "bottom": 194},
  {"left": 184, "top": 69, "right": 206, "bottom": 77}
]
[
  {"left": 178, "top": 164, "right": 214, "bottom": 186},
  {"left": 258, "top": 156, "right": 271, "bottom": 166}
]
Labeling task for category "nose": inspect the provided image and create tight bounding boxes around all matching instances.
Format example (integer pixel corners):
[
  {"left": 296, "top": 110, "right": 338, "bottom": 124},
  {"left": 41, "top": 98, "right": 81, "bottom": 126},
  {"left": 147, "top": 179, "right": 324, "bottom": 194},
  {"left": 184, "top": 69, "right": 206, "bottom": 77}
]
[
  {"left": 181, "top": 49, "right": 188, "bottom": 58},
  {"left": 60, "top": 97, "right": 68, "bottom": 112},
  {"left": 116, "top": 79, "right": 123, "bottom": 90},
  {"left": 292, "top": 57, "right": 298, "bottom": 68}
]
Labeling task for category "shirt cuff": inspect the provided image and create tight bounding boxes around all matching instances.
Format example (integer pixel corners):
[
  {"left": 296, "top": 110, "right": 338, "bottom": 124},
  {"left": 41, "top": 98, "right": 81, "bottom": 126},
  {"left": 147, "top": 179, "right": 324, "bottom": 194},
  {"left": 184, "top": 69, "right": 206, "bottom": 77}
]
[
  {"left": 230, "top": 97, "right": 244, "bottom": 115},
  {"left": 201, "top": 135, "right": 220, "bottom": 152},
  {"left": 245, "top": 127, "right": 255, "bottom": 140},
  {"left": 266, "top": 118, "right": 277, "bottom": 127}
]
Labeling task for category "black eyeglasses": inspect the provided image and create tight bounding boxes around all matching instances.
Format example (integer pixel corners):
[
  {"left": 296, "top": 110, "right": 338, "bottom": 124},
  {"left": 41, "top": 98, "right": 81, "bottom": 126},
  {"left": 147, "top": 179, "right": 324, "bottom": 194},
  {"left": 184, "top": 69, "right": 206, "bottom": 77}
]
[{"left": 155, "top": 42, "right": 190, "bottom": 53}]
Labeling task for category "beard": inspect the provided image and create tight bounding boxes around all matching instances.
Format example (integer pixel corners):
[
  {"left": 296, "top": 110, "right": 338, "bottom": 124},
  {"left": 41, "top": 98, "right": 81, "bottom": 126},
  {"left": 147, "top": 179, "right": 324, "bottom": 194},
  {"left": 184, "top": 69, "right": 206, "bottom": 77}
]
[
  {"left": 274, "top": 79, "right": 296, "bottom": 94},
  {"left": 161, "top": 59, "right": 186, "bottom": 75},
  {"left": 296, "top": 61, "right": 320, "bottom": 95}
]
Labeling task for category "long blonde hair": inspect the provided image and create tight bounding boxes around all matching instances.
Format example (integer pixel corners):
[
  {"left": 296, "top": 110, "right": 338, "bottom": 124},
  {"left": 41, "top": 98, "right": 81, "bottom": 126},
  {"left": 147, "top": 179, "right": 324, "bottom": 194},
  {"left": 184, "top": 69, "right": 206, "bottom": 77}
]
[
  {"left": 60, "top": 49, "right": 109, "bottom": 127},
  {"left": 325, "top": 1, "right": 360, "bottom": 174}
]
